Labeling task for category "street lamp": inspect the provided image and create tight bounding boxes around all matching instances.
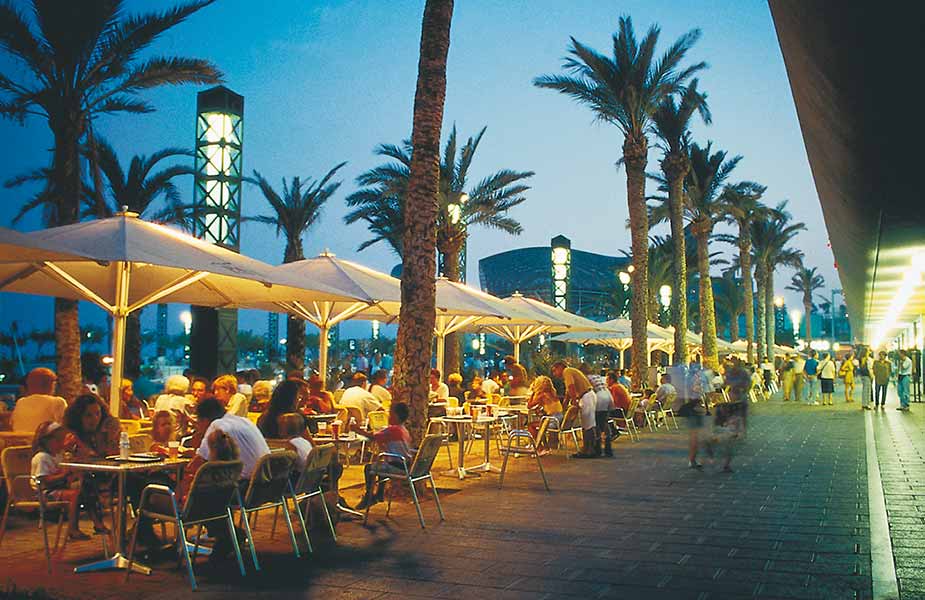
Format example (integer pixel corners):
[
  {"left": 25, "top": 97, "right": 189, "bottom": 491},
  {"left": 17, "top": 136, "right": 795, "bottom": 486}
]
[
  {"left": 179, "top": 310, "right": 192, "bottom": 335},
  {"left": 774, "top": 295, "right": 784, "bottom": 308},
  {"left": 371, "top": 319, "right": 380, "bottom": 341},
  {"left": 551, "top": 235, "right": 571, "bottom": 311},
  {"left": 618, "top": 271, "right": 631, "bottom": 287},
  {"left": 790, "top": 308, "right": 802, "bottom": 337},
  {"left": 659, "top": 285, "right": 672, "bottom": 309}
]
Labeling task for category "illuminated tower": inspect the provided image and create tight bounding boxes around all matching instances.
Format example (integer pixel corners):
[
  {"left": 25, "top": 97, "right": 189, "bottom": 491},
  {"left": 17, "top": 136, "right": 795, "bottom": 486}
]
[
  {"left": 551, "top": 235, "right": 571, "bottom": 311},
  {"left": 189, "top": 86, "right": 243, "bottom": 377}
]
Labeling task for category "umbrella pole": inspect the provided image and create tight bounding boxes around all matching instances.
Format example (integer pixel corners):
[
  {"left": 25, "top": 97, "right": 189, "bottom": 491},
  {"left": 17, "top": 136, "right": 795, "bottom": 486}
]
[
  {"left": 436, "top": 334, "right": 445, "bottom": 375},
  {"left": 109, "top": 261, "right": 130, "bottom": 416},
  {"left": 318, "top": 324, "right": 330, "bottom": 388},
  {"left": 513, "top": 340, "right": 521, "bottom": 363}
]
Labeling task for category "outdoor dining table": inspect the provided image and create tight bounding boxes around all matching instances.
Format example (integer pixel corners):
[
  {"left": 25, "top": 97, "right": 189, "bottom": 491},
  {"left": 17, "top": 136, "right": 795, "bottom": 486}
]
[
  {"left": 439, "top": 414, "right": 501, "bottom": 480},
  {"left": 59, "top": 455, "right": 189, "bottom": 574}
]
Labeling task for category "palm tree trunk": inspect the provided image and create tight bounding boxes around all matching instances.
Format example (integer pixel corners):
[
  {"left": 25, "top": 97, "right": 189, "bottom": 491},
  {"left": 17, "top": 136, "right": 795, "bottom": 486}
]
[
  {"left": 441, "top": 246, "right": 462, "bottom": 377},
  {"left": 624, "top": 135, "right": 649, "bottom": 390},
  {"left": 124, "top": 310, "right": 142, "bottom": 379},
  {"left": 765, "top": 273, "right": 775, "bottom": 366},
  {"left": 663, "top": 154, "right": 688, "bottom": 365},
  {"left": 695, "top": 224, "right": 719, "bottom": 371},
  {"left": 393, "top": 0, "right": 453, "bottom": 442},
  {"left": 803, "top": 294, "right": 812, "bottom": 343},
  {"left": 755, "top": 265, "right": 767, "bottom": 364},
  {"left": 739, "top": 235, "right": 756, "bottom": 363},
  {"left": 730, "top": 310, "right": 740, "bottom": 341},
  {"left": 283, "top": 243, "right": 306, "bottom": 371},
  {"left": 50, "top": 119, "right": 84, "bottom": 400}
]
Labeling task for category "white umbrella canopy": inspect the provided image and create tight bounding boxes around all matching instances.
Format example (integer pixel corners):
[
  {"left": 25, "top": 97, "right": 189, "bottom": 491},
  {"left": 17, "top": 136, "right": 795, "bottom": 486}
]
[
  {"left": 552, "top": 319, "right": 674, "bottom": 366},
  {"left": 0, "top": 226, "right": 89, "bottom": 263},
  {"left": 473, "top": 293, "right": 610, "bottom": 362},
  {"left": 0, "top": 213, "right": 371, "bottom": 412}
]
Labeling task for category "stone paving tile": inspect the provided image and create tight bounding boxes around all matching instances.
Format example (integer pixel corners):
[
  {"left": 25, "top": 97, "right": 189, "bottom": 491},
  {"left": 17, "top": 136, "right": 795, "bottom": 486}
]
[{"left": 0, "top": 397, "right": 878, "bottom": 599}]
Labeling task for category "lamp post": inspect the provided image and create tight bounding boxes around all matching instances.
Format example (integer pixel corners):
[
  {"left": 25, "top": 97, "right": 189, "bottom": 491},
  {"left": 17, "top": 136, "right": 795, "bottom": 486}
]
[
  {"left": 190, "top": 86, "right": 244, "bottom": 378},
  {"left": 551, "top": 235, "right": 572, "bottom": 311},
  {"left": 440, "top": 192, "right": 469, "bottom": 281},
  {"left": 790, "top": 308, "right": 802, "bottom": 338},
  {"left": 659, "top": 284, "right": 672, "bottom": 326}
]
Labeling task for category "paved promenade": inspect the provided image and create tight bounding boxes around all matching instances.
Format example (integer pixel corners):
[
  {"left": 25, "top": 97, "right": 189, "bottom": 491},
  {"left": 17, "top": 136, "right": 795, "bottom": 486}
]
[{"left": 2, "top": 392, "right": 923, "bottom": 599}]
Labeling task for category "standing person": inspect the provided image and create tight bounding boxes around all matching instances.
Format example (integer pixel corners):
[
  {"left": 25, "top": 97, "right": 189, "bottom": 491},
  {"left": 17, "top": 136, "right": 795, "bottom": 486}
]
[
  {"left": 803, "top": 350, "right": 820, "bottom": 405},
  {"left": 780, "top": 355, "right": 795, "bottom": 401},
  {"left": 355, "top": 352, "right": 369, "bottom": 375},
  {"left": 873, "top": 351, "right": 892, "bottom": 409},
  {"left": 839, "top": 351, "right": 856, "bottom": 403},
  {"left": 550, "top": 361, "right": 597, "bottom": 458},
  {"left": 897, "top": 350, "right": 913, "bottom": 411},
  {"left": 818, "top": 353, "right": 836, "bottom": 405},
  {"left": 791, "top": 354, "right": 805, "bottom": 402},
  {"left": 858, "top": 348, "right": 874, "bottom": 410},
  {"left": 12, "top": 368, "right": 68, "bottom": 433},
  {"left": 581, "top": 363, "right": 614, "bottom": 457}
]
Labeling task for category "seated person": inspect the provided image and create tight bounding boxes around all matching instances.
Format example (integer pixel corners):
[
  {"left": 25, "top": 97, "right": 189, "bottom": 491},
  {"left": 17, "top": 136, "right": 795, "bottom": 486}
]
[
  {"left": 302, "top": 375, "right": 335, "bottom": 414},
  {"left": 428, "top": 369, "right": 450, "bottom": 401},
  {"left": 466, "top": 377, "right": 488, "bottom": 402},
  {"left": 654, "top": 374, "right": 677, "bottom": 406},
  {"left": 118, "top": 379, "right": 150, "bottom": 420},
  {"left": 212, "top": 374, "right": 248, "bottom": 417},
  {"left": 257, "top": 380, "right": 307, "bottom": 439},
  {"left": 339, "top": 372, "right": 383, "bottom": 420},
  {"left": 31, "top": 421, "right": 107, "bottom": 540},
  {"left": 12, "top": 367, "right": 68, "bottom": 434},
  {"left": 355, "top": 402, "right": 412, "bottom": 510},
  {"left": 368, "top": 369, "right": 392, "bottom": 409},
  {"left": 446, "top": 373, "right": 465, "bottom": 403},
  {"left": 527, "top": 375, "right": 563, "bottom": 446},
  {"left": 149, "top": 410, "right": 177, "bottom": 455},
  {"left": 481, "top": 371, "right": 504, "bottom": 397},
  {"left": 250, "top": 380, "right": 274, "bottom": 412},
  {"left": 277, "top": 413, "right": 343, "bottom": 494},
  {"left": 153, "top": 375, "right": 194, "bottom": 436},
  {"left": 607, "top": 370, "right": 631, "bottom": 413}
]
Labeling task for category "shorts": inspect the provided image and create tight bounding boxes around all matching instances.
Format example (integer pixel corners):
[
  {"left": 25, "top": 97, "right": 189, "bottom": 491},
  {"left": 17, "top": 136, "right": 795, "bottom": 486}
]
[
  {"left": 820, "top": 378, "right": 835, "bottom": 394},
  {"left": 683, "top": 414, "right": 705, "bottom": 430}
]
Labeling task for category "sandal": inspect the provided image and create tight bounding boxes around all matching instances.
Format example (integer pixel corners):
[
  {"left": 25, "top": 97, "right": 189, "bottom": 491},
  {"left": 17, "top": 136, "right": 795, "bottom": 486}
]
[{"left": 68, "top": 530, "right": 91, "bottom": 541}]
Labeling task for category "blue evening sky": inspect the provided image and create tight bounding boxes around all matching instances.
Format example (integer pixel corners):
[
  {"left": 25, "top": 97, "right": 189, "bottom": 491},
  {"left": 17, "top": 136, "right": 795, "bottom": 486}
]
[{"left": 0, "top": 0, "right": 834, "bottom": 341}]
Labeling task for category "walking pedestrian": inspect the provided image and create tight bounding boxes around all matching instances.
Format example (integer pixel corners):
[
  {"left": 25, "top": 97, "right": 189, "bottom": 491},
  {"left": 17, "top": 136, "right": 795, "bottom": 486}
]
[
  {"left": 818, "top": 352, "right": 836, "bottom": 406},
  {"left": 873, "top": 351, "right": 892, "bottom": 408},
  {"left": 897, "top": 350, "right": 913, "bottom": 411},
  {"left": 858, "top": 348, "right": 874, "bottom": 410},
  {"left": 839, "top": 351, "right": 856, "bottom": 403},
  {"left": 781, "top": 355, "right": 795, "bottom": 401},
  {"left": 792, "top": 353, "right": 805, "bottom": 403},
  {"left": 803, "top": 350, "right": 820, "bottom": 405}
]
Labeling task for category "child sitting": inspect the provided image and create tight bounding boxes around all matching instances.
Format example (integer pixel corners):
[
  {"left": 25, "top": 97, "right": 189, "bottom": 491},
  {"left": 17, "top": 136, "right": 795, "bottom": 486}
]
[
  {"left": 354, "top": 402, "right": 412, "bottom": 510},
  {"left": 278, "top": 412, "right": 344, "bottom": 495},
  {"left": 31, "top": 421, "right": 107, "bottom": 540}
]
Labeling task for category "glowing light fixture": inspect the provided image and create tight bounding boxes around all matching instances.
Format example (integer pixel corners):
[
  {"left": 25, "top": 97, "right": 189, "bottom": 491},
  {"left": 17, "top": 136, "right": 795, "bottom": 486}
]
[
  {"left": 551, "top": 235, "right": 571, "bottom": 311},
  {"left": 659, "top": 284, "right": 672, "bottom": 309},
  {"left": 774, "top": 296, "right": 784, "bottom": 308},
  {"left": 371, "top": 319, "right": 380, "bottom": 340},
  {"left": 790, "top": 309, "right": 802, "bottom": 336},
  {"left": 870, "top": 252, "right": 925, "bottom": 348},
  {"left": 618, "top": 271, "right": 631, "bottom": 286},
  {"left": 180, "top": 310, "right": 192, "bottom": 335},
  {"left": 471, "top": 338, "right": 480, "bottom": 351}
]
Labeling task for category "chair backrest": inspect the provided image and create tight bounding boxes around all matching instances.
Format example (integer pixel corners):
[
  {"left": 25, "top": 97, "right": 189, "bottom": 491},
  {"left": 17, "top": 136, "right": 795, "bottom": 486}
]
[
  {"left": 333, "top": 389, "right": 345, "bottom": 403},
  {"left": 560, "top": 404, "right": 578, "bottom": 429},
  {"left": 408, "top": 434, "right": 443, "bottom": 479},
  {"left": 293, "top": 443, "right": 335, "bottom": 495},
  {"left": 129, "top": 433, "right": 152, "bottom": 453},
  {"left": 535, "top": 416, "right": 552, "bottom": 444},
  {"left": 1, "top": 445, "right": 33, "bottom": 502},
  {"left": 182, "top": 460, "right": 244, "bottom": 522},
  {"left": 367, "top": 410, "right": 389, "bottom": 431},
  {"left": 626, "top": 395, "right": 640, "bottom": 415},
  {"left": 242, "top": 451, "right": 295, "bottom": 508}
]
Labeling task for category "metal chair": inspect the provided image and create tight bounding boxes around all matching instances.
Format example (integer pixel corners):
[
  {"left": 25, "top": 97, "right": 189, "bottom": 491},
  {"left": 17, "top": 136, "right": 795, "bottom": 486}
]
[
  {"left": 548, "top": 405, "right": 582, "bottom": 456},
  {"left": 360, "top": 411, "right": 390, "bottom": 462},
  {"left": 287, "top": 443, "right": 338, "bottom": 551},
  {"left": 499, "top": 417, "right": 551, "bottom": 492},
  {"left": 237, "top": 451, "right": 300, "bottom": 569},
  {"left": 0, "top": 445, "right": 70, "bottom": 573},
  {"left": 126, "top": 460, "right": 246, "bottom": 591},
  {"left": 610, "top": 396, "right": 640, "bottom": 442},
  {"left": 363, "top": 434, "right": 446, "bottom": 529},
  {"left": 424, "top": 417, "right": 455, "bottom": 468}
]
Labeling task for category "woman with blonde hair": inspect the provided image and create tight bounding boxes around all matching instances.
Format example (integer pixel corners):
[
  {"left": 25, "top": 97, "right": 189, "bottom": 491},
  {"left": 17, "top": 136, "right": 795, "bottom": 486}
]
[
  {"left": 839, "top": 351, "right": 857, "bottom": 403},
  {"left": 527, "top": 375, "right": 563, "bottom": 445},
  {"left": 212, "top": 374, "right": 248, "bottom": 416},
  {"left": 118, "top": 379, "right": 149, "bottom": 420}
]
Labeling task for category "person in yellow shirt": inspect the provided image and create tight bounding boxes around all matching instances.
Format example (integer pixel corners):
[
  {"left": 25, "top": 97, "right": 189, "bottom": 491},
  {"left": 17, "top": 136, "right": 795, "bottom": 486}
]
[{"left": 551, "top": 361, "right": 597, "bottom": 458}]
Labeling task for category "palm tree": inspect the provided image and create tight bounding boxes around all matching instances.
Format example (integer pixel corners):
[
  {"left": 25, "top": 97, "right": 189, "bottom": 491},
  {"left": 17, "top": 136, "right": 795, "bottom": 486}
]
[
  {"left": 392, "top": 0, "right": 454, "bottom": 440},
  {"left": 650, "top": 80, "right": 710, "bottom": 363},
  {"left": 534, "top": 16, "right": 706, "bottom": 388},
  {"left": 714, "top": 269, "right": 746, "bottom": 341},
  {"left": 249, "top": 164, "right": 347, "bottom": 371},
  {"left": 0, "top": 0, "right": 221, "bottom": 400},
  {"left": 751, "top": 203, "right": 805, "bottom": 363},
  {"left": 786, "top": 264, "right": 825, "bottom": 344},
  {"left": 717, "top": 181, "right": 768, "bottom": 364},
  {"left": 346, "top": 126, "right": 532, "bottom": 373},
  {"left": 653, "top": 142, "right": 738, "bottom": 370}
]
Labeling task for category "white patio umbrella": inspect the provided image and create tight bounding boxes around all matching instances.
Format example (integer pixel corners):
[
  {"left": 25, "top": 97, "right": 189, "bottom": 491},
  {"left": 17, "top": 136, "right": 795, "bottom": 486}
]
[
  {"left": 0, "top": 213, "right": 371, "bottom": 413},
  {"left": 474, "top": 293, "right": 609, "bottom": 362},
  {"left": 552, "top": 319, "right": 674, "bottom": 367},
  {"left": 0, "top": 226, "right": 87, "bottom": 262}
]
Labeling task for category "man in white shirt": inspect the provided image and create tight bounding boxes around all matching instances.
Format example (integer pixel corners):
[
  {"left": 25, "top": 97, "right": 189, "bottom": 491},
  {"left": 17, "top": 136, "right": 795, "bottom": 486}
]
[
  {"left": 898, "top": 350, "right": 913, "bottom": 411},
  {"left": 194, "top": 397, "right": 269, "bottom": 481},
  {"left": 428, "top": 369, "right": 450, "bottom": 400},
  {"left": 481, "top": 371, "right": 503, "bottom": 396},
  {"left": 339, "top": 372, "right": 383, "bottom": 420},
  {"left": 12, "top": 368, "right": 68, "bottom": 433}
]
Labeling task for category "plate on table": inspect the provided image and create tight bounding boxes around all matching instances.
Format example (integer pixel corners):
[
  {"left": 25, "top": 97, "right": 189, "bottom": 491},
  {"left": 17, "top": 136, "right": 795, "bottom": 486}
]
[{"left": 105, "top": 453, "right": 164, "bottom": 463}]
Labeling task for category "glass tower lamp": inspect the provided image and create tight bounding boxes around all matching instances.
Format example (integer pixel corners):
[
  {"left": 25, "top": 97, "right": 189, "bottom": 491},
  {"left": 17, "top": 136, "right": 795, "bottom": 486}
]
[{"left": 551, "top": 235, "right": 571, "bottom": 311}]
